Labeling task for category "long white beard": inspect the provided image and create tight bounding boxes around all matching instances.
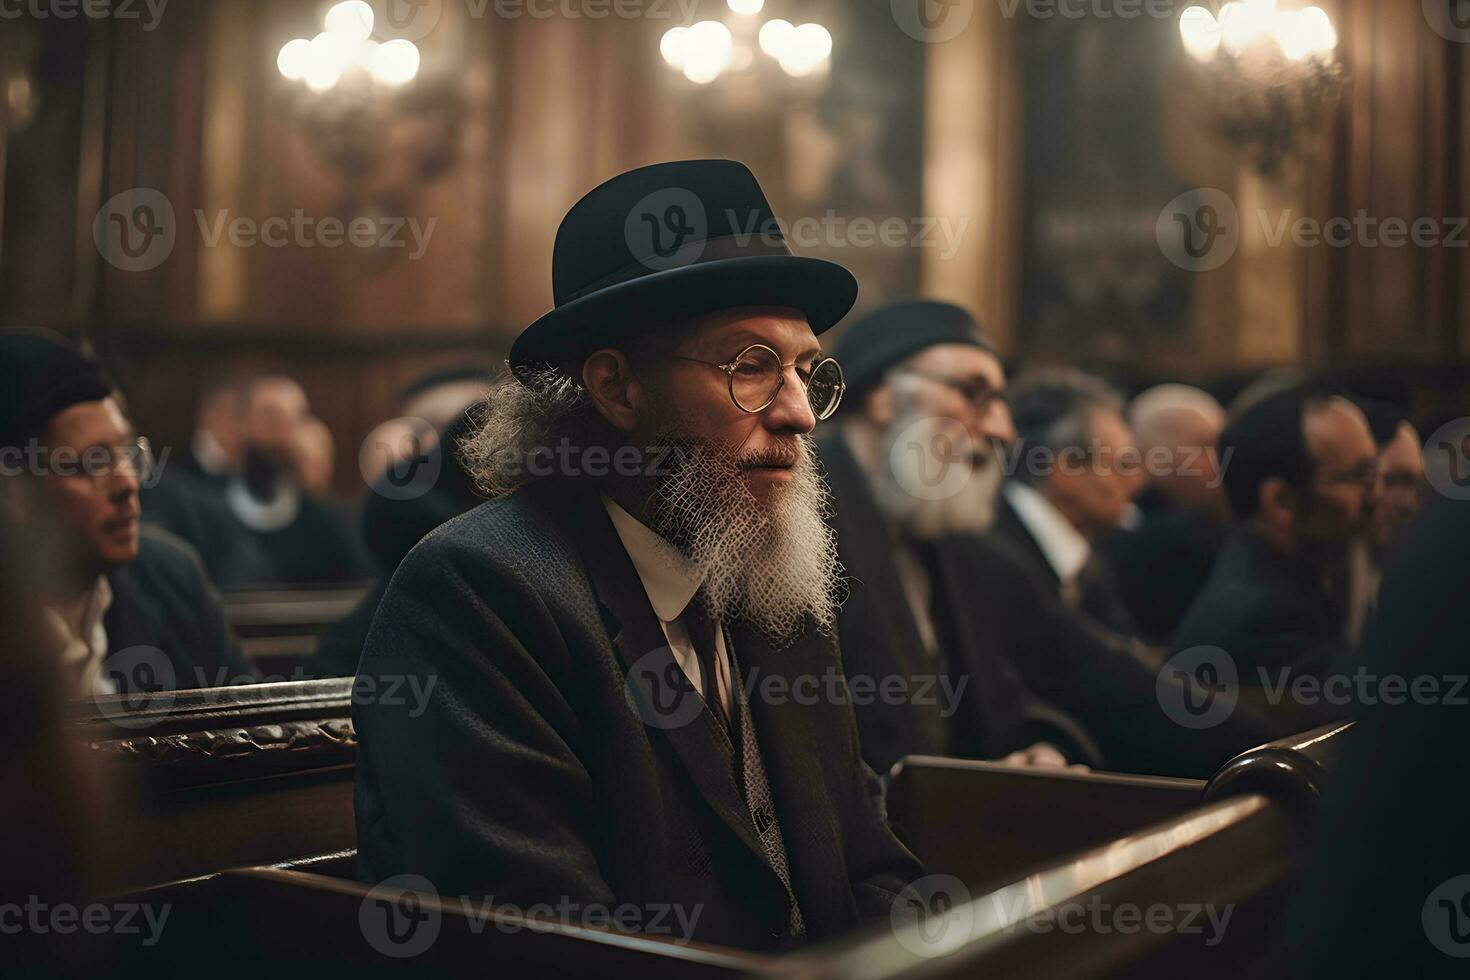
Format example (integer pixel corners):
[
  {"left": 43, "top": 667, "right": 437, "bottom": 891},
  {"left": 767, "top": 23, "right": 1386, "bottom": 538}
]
[
  {"left": 864, "top": 415, "right": 1003, "bottom": 541},
  {"left": 645, "top": 433, "right": 840, "bottom": 646}
]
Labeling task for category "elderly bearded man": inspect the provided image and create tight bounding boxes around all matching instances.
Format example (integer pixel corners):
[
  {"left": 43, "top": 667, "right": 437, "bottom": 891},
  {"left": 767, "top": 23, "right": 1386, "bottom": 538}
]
[{"left": 354, "top": 161, "right": 922, "bottom": 951}]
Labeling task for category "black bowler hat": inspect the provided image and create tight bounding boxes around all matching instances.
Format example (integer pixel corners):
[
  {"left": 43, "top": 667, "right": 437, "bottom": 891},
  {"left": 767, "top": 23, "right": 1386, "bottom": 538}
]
[
  {"left": 0, "top": 328, "right": 113, "bottom": 449},
  {"left": 832, "top": 299, "right": 997, "bottom": 404},
  {"left": 508, "top": 159, "right": 858, "bottom": 374}
]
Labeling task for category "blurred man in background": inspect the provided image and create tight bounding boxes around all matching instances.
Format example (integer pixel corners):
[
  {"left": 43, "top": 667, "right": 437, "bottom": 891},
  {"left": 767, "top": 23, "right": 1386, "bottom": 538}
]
[
  {"left": 991, "top": 367, "right": 1144, "bottom": 636},
  {"left": 146, "top": 375, "right": 372, "bottom": 589},
  {"left": 1343, "top": 401, "right": 1425, "bottom": 645},
  {"left": 823, "top": 305, "right": 1270, "bottom": 778},
  {"left": 821, "top": 300, "right": 1098, "bottom": 772},
  {"left": 1102, "top": 384, "right": 1231, "bottom": 643},
  {"left": 0, "top": 329, "right": 250, "bottom": 696},
  {"left": 1173, "top": 387, "right": 1378, "bottom": 729}
]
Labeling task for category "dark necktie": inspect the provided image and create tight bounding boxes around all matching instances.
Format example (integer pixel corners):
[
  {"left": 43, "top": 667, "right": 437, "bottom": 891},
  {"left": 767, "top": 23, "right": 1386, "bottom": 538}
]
[{"left": 681, "top": 596, "right": 731, "bottom": 737}]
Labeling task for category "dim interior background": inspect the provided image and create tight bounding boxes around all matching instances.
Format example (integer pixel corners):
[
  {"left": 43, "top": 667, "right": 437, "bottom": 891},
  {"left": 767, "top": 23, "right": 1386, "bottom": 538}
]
[{"left": 1, "top": 0, "right": 1467, "bottom": 496}]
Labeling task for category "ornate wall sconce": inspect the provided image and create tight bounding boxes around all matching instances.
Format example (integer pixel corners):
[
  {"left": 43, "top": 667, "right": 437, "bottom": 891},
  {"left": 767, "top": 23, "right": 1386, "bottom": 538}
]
[
  {"left": 1178, "top": 1, "right": 1346, "bottom": 176},
  {"left": 274, "top": 2, "right": 461, "bottom": 217}
]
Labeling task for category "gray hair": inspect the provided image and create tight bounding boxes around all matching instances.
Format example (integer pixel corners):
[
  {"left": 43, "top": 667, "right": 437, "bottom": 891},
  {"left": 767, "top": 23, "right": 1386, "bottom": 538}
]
[
  {"left": 1007, "top": 366, "right": 1124, "bottom": 486},
  {"left": 458, "top": 368, "right": 600, "bottom": 498}
]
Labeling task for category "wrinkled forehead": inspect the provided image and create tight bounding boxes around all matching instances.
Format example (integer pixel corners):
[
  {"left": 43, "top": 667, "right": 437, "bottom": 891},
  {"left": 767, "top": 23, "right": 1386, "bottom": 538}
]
[
  {"left": 904, "top": 343, "right": 1006, "bottom": 388},
  {"left": 674, "top": 306, "right": 819, "bottom": 361}
]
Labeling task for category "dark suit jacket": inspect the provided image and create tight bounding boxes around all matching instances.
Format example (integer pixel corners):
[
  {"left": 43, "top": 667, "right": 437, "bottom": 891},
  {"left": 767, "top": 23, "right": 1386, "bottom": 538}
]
[
  {"left": 991, "top": 493, "right": 1138, "bottom": 636},
  {"left": 1285, "top": 497, "right": 1470, "bottom": 977},
  {"left": 939, "top": 527, "right": 1277, "bottom": 778},
  {"left": 103, "top": 527, "right": 252, "bottom": 690},
  {"left": 354, "top": 486, "right": 922, "bottom": 951},
  {"left": 1100, "top": 487, "right": 1226, "bottom": 644},
  {"left": 1172, "top": 526, "right": 1351, "bottom": 733},
  {"left": 817, "top": 434, "right": 1099, "bottom": 772},
  {"left": 144, "top": 474, "right": 373, "bottom": 590}
]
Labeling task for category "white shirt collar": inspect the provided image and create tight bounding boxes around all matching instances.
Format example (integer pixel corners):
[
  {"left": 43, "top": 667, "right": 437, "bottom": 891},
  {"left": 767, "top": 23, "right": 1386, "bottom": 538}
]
[
  {"left": 602, "top": 495, "right": 702, "bottom": 623},
  {"left": 45, "top": 575, "right": 115, "bottom": 697},
  {"left": 1004, "top": 481, "right": 1092, "bottom": 585},
  {"left": 227, "top": 476, "right": 302, "bottom": 533}
]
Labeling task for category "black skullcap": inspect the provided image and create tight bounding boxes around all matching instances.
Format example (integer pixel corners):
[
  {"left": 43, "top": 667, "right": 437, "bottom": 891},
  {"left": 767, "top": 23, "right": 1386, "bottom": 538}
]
[
  {"left": 1218, "top": 385, "right": 1318, "bottom": 520},
  {"left": 831, "top": 300, "right": 997, "bottom": 405},
  {"left": 0, "top": 329, "right": 113, "bottom": 450}
]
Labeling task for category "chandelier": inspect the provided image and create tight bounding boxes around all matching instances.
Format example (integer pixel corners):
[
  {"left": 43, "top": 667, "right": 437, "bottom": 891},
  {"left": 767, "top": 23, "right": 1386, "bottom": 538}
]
[
  {"left": 658, "top": 0, "right": 833, "bottom": 86},
  {"left": 270, "top": 1, "right": 460, "bottom": 215},
  {"left": 1178, "top": 1, "right": 1346, "bottom": 176}
]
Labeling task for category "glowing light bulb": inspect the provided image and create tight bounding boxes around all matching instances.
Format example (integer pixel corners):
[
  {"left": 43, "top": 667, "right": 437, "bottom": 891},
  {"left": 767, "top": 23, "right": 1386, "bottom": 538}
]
[
  {"left": 660, "top": 26, "right": 689, "bottom": 67},
  {"left": 1179, "top": 6, "right": 1221, "bottom": 62},
  {"left": 1299, "top": 6, "right": 1337, "bottom": 54},
  {"left": 324, "top": 0, "right": 374, "bottom": 43},
  {"left": 778, "top": 23, "right": 832, "bottom": 76},
  {"left": 369, "top": 38, "right": 420, "bottom": 86},
  {"left": 727, "top": 0, "right": 764, "bottom": 14},
  {"left": 758, "top": 19, "right": 794, "bottom": 58},
  {"left": 679, "top": 20, "right": 732, "bottom": 83},
  {"left": 277, "top": 38, "right": 313, "bottom": 80}
]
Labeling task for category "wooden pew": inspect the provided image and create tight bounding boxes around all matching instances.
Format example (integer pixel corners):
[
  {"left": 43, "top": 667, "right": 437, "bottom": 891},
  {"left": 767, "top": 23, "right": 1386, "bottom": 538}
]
[
  {"left": 886, "top": 757, "right": 1206, "bottom": 893},
  {"left": 88, "top": 693, "right": 1350, "bottom": 977},
  {"left": 128, "top": 863, "right": 776, "bottom": 978},
  {"left": 780, "top": 722, "right": 1354, "bottom": 979},
  {"left": 75, "top": 678, "right": 357, "bottom": 893},
  {"left": 221, "top": 586, "right": 368, "bottom": 676}
]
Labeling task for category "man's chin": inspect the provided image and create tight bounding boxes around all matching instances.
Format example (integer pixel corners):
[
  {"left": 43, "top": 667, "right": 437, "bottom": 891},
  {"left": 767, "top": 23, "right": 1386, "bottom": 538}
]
[
  {"left": 96, "top": 530, "right": 141, "bottom": 566},
  {"left": 742, "top": 466, "right": 795, "bottom": 498}
]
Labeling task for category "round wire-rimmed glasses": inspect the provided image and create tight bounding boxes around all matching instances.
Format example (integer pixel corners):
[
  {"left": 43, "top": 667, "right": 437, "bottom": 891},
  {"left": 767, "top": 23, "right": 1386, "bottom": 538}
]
[{"left": 670, "top": 343, "right": 846, "bottom": 420}]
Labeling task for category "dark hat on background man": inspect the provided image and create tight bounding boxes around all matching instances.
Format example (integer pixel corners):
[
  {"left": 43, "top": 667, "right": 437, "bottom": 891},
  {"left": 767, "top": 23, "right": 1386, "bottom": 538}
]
[
  {"left": 0, "top": 329, "right": 113, "bottom": 449},
  {"left": 831, "top": 299, "right": 997, "bottom": 404},
  {"left": 508, "top": 159, "right": 858, "bottom": 375}
]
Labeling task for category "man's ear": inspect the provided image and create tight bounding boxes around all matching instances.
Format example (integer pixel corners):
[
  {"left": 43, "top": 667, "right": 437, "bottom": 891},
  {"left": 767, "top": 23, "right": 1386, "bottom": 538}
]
[
  {"left": 581, "top": 349, "right": 643, "bottom": 434},
  {"left": 1257, "top": 476, "right": 1297, "bottom": 528},
  {"left": 865, "top": 385, "right": 894, "bottom": 428}
]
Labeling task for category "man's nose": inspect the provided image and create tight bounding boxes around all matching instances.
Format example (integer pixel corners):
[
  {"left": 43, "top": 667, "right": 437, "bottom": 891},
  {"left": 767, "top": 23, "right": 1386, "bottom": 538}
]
[
  {"left": 762, "top": 367, "right": 817, "bottom": 434},
  {"left": 108, "top": 469, "right": 141, "bottom": 501},
  {"left": 980, "top": 401, "right": 1016, "bottom": 449}
]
